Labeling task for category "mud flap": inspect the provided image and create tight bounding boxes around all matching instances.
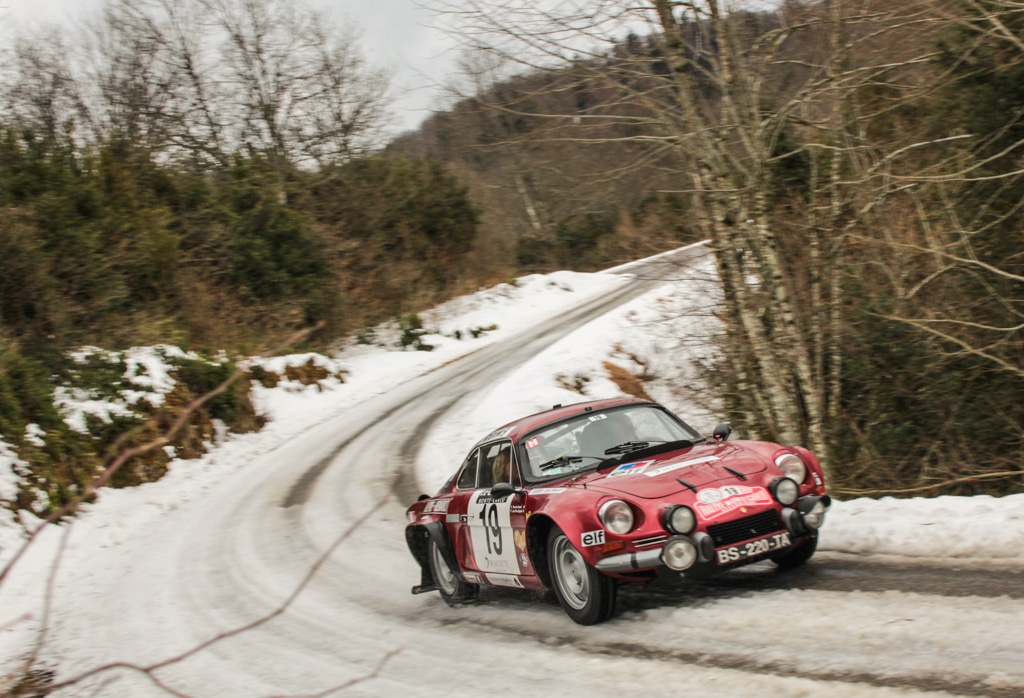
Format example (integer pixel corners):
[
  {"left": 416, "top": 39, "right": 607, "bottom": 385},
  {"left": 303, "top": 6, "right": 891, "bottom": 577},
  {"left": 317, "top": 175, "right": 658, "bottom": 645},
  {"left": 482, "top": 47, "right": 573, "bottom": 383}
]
[{"left": 406, "top": 520, "right": 462, "bottom": 594}]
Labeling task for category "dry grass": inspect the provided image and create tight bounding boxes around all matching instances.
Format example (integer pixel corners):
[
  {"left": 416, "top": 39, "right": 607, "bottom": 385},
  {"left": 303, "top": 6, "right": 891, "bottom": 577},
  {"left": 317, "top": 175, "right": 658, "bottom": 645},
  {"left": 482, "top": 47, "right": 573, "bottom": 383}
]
[{"left": 603, "top": 360, "right": 653, "bottom": 401}]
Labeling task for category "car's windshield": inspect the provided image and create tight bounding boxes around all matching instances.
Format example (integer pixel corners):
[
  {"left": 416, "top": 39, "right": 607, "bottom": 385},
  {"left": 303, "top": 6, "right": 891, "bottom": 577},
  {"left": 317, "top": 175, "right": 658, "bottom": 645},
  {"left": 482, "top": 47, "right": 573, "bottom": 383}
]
[{"left": 518, "top": 404, "right": 701, "bottom": 482}]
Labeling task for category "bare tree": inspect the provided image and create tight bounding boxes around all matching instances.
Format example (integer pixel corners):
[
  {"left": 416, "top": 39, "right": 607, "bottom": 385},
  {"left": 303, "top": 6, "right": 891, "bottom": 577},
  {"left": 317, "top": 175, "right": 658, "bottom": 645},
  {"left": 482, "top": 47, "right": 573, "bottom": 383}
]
[
  {"left": 0, "top": 26, "right": 91, "bottom": 145},
  {"left": 426, "top": 0, "right": 948, "bottom": 472},
  {"left": 1, "top": 0, "right": 394, "bottom": 170},
  {"left": 885, "top": 0, "right": 1024, "bottom": 378},
  {"left": 90, "top": 0, "right": 231, "bottom": 165},
  {"left": 202, "top": 0, "right": 392, "bottom": 169}
]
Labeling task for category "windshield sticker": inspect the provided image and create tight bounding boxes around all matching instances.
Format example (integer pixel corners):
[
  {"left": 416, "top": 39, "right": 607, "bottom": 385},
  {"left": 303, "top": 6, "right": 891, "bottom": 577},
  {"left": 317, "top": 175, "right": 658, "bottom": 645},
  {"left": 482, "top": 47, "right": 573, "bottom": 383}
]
[
  {"left": 526, "top": 437, "right": 541, "bottom": 449},
  {"left": 695, "top": 485, "right": 772, "bottom": 520},
  {"left": 529, "top": 487, "right": 566, "bottom": 495},
  {"left": 587, "top": 414, "right": 608, "bottom": 422},
  {"left": 644, "top": 455, "right": 720, "bottom": 477},
  {"left": 485, "top": 426, "right": 514, "bottom": 440},
  {"left": 424, "top": 499, "right": 451, "bottom": 514},
  {"left": 609, "top": 460, "right": 654, "bottom": 477}
]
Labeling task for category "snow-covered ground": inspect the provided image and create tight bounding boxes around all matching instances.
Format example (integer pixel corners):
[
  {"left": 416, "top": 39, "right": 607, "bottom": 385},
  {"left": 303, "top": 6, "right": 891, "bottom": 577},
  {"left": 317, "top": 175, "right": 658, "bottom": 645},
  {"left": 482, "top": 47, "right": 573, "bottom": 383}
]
[{"left": 2, "top": 248, "right": 1023, "bottom": 696}]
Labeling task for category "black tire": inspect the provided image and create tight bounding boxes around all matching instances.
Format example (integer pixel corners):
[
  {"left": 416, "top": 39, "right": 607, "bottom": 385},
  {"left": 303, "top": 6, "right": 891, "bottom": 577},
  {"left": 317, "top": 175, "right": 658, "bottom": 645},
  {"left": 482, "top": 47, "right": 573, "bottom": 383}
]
[
  {"left": 547, "top": 526, "right": 616, "bottom": 625},
  {"left": 771, "top": 531, "right": 818, "bottom": 570},
  {"left": 428, "top": 537, "right": 478, "bottom": 605}
]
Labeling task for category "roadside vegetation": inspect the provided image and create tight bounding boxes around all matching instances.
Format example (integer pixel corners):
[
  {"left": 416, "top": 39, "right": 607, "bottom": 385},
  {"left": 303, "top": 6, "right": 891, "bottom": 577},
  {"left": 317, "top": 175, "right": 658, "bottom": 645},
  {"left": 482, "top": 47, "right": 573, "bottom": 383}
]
[
  {"left": 411, "top": 0, "right": 1024, "bottom": 497},
  {"left": 1, "top": 0, "right": 1023, "bottom": 524}
]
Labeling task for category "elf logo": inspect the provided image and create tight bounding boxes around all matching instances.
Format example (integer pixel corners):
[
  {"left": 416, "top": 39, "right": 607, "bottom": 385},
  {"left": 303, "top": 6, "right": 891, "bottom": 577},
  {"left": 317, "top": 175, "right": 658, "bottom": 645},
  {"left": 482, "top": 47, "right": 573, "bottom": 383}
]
[{"left": 581, "top": 530, "right": 605, "bottom": 546}]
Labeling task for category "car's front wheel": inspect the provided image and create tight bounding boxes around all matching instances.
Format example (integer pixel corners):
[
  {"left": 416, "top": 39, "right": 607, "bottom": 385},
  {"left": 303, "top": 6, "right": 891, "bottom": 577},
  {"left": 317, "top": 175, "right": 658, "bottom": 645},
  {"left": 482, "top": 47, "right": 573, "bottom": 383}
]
[
  {"left": 547, "top": 526, "right": 616, "bottom": 625},
  {"left": 771, "top": 531, "right": 818, "bottom": 570},
  {"left": 428, "top": 537, "right": 478, "bottom": 605}
]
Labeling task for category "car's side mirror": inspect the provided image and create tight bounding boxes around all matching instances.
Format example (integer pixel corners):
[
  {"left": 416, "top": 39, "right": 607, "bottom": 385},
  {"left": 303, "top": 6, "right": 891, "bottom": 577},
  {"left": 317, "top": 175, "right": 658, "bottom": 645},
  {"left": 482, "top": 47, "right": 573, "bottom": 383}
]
[
  {"left": 490, "top": 482, "right": 519, "bottom": 498},
  {"left": 712, "top": 423, "right": 732, "bottom": 442}
]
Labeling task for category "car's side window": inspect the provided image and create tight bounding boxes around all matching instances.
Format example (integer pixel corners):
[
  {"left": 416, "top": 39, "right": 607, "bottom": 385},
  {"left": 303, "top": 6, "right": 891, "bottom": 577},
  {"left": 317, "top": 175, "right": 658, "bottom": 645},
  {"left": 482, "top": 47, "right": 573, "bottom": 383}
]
[
  {"left": 480, "top": 441, "right": 514, "bottom": 488},
  {"left": 456, "top": 450, "right": 480, "bottom": 490}
]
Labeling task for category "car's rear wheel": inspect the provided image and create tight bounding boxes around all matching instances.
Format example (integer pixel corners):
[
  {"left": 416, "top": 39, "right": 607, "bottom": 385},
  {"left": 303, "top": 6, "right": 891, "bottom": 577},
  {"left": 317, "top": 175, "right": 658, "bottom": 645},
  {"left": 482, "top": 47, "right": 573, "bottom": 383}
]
[
  {"left": 428, "top": 537, "right": 478, "bottom": 605},
  {"left": 771, "top": 531, "right": 818, "bottom": 570},
  {"left": 547, "top": 526, "right": 616, "bottom": 625}
]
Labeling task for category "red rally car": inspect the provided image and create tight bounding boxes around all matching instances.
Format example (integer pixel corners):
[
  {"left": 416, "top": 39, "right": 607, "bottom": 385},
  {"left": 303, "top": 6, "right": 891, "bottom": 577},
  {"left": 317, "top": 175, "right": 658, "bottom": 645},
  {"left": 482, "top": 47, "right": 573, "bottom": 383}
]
[{"left": 404, "top": 397, "right": 830, "bottom": 625}]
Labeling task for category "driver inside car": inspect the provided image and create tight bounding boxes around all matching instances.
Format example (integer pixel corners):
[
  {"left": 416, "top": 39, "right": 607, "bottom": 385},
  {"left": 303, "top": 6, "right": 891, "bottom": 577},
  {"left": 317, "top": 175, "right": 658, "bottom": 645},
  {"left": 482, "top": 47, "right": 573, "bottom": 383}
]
[
  {"left": 492, "top": 448, "right": 511, "bottom": 484},
  {"left": 578, "top": 412, "right": 638, "bottom": 457}
]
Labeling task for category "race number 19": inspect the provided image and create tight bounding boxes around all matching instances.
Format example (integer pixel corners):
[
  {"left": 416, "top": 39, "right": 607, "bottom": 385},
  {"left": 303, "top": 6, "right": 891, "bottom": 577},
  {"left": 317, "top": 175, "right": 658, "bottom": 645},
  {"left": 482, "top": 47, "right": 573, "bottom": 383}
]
[{"left": 478, "top": 503, "right": 503, "bottom": 555}]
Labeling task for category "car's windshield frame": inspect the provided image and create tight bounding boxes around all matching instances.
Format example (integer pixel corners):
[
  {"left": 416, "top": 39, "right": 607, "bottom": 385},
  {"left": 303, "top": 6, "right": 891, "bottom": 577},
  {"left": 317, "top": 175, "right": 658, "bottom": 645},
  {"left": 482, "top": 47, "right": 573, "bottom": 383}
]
[{"left": 516, "top": 403, "right": 703, "bottom": 485}]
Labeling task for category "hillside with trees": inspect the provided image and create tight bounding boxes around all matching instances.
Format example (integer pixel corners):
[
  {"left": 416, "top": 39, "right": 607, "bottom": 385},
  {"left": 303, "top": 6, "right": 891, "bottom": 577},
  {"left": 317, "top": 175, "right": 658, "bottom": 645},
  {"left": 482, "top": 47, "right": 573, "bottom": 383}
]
[
  {"left": 1, "top": 0, "right": 1023, "bottom": 519},
  {"left": 0, "top": 0, "right": 485, "bottom": 516},
  {"left": 400, "top": 0, "right": 1024, "bottom": 497}
]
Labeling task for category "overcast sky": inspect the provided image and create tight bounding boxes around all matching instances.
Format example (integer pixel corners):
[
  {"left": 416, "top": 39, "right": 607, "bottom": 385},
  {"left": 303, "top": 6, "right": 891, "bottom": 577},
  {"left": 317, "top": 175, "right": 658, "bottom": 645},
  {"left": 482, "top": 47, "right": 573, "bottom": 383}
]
[
  {"left": 0, "top": 0, "right": 460, "bottom": 134},
  {"left": 319, "top": 0, "right": 460, "bottom": 133}
]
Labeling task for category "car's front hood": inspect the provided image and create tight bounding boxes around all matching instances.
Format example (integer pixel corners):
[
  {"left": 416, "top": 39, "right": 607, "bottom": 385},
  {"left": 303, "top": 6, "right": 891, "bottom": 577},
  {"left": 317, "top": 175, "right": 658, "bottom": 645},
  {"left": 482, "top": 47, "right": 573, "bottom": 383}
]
[{"left": 580, "top": 443, "right": 770, "bottom": 499}]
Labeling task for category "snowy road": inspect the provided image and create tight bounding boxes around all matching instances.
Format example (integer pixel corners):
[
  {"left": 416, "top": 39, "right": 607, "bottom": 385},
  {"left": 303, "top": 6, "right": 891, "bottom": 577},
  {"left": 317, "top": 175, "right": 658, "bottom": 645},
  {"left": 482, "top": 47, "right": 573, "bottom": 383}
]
[{"left": 8, "top": 245, "right": 1024, "bottom": 697}]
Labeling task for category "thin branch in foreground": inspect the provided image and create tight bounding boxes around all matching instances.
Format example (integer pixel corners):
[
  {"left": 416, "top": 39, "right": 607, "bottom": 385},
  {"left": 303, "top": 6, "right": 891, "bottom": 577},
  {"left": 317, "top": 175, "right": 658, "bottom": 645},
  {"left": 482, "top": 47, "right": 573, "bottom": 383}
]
[
  {"left": 1, "top": 321, "right": 325, "bottom": 696},
  {"left": 0, "top": 615, "right": 32, "bottom": 634},
  {"left": 42, "top": 441, "right": 405, "bottom": 696},
  {"left": 9, "top": 521, "right": 73, "bottom": 690},
  {"left": 879, "top": 314, "right": 1024, "bottom": 381},
  {"left": 0, "top": 321, "right": 324, "bottom": 591},
  {"left": 269, "top": 647, "right": 403, "bottom": 698},
  {"left": 834, "top": 470, "right": 1024, "bottom": 497}
]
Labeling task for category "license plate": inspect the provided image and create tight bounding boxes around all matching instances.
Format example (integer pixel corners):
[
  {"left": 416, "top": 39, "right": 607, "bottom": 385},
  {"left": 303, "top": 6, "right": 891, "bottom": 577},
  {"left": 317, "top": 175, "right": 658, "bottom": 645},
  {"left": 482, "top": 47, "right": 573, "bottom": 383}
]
[{"left": 715, "top": 531, "right": 791, "bottom": 565}]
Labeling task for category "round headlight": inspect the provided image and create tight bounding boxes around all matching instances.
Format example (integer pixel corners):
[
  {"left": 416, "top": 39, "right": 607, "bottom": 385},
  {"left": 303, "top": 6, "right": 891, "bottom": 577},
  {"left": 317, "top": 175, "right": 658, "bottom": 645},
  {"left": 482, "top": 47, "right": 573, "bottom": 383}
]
[
  {"left": 662, "top": 537, "right": 697, "bottom": 571},
  {"left": 801, "top": 500, "right": 827, "bottom": 530},
  {"left": 775, "top": 453, "right": 807, "bottom": 484},
  {"left": 599, "top": 500, "right": 635, "bottom": 535},
  {"left": 771, "top": 477, "right": 799, "bottom": 506},
  {"left": 663, "top": 505, "right": 696, "bottom": 535}
]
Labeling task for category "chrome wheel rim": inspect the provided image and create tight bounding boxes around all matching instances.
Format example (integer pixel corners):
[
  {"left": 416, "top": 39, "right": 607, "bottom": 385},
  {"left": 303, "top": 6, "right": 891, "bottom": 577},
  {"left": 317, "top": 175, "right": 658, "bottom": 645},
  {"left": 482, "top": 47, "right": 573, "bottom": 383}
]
[
  {"left": 552, "top": 535, "right": 589, "bottom": 610},
  {"left": 430, "top": 541, "right": 457, "bottom": 595}
]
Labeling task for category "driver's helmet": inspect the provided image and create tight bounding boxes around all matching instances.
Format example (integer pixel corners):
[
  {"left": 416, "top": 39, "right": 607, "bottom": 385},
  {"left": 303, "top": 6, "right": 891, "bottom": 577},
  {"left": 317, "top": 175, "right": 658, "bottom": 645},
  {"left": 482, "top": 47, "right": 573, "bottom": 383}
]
[{"left": 579, "top": 411, "right": 637, "bottom": 456}]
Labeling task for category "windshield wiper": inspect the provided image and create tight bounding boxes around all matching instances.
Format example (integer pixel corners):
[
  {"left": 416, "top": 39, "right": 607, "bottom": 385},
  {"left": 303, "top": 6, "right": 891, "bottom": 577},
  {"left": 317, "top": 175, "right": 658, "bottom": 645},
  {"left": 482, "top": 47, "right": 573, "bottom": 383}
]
[
  {"left": 595, "top": 439, "right": 696, "bottom": 470},
  {"left": 602, "top": 441, "right": 651, "bottom": 455},
  {"left": 538, "top": 455, "right": 584, "bottom": 471}
]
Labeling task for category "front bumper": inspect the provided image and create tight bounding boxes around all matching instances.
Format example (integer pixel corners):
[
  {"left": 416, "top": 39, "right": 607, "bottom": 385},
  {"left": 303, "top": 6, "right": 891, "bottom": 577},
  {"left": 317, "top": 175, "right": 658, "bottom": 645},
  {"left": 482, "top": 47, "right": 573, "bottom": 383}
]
[{"left": 594, "top": 495, "right": 830, "bottom": 574}]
